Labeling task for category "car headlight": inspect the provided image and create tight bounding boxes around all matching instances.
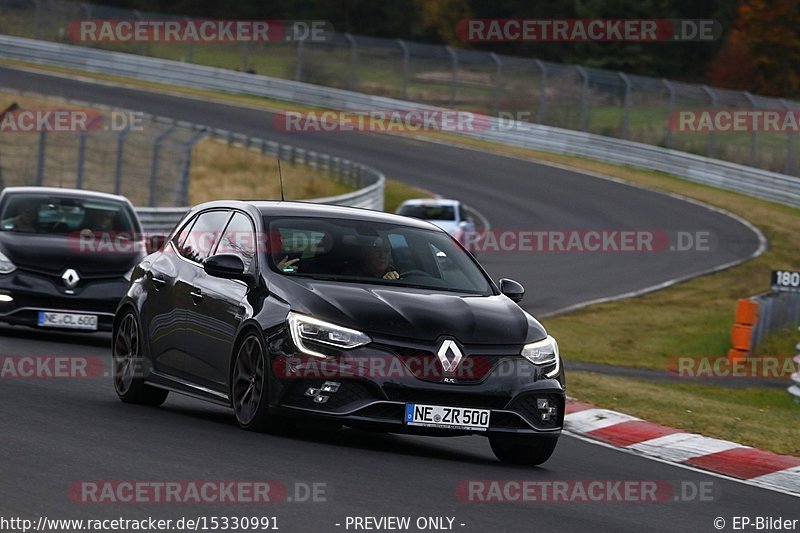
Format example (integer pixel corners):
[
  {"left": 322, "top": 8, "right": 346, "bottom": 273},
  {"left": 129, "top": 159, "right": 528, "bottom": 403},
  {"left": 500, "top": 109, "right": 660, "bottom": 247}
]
[
  {"left": 287, "top": 312, "right": 372, "bottom": 359},
  {"left": 521, "top": 335, "right": 560, "bottom": 378},
  {"left": 0, "top": 250, "right": 16, "bottom": 274}
]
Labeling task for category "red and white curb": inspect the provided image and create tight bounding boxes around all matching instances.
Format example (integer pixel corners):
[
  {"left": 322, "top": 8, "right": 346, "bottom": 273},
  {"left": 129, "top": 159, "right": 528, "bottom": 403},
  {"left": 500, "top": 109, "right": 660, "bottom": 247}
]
[{"left": 564, "top": 400, "right": 800, "bottom": 496}]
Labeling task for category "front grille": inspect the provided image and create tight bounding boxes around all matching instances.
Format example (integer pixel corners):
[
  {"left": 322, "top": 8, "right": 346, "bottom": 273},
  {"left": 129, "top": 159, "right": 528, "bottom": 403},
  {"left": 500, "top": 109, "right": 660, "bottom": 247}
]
[
  {"left": 379, "top": 344, "right": 505, "bottom": 383},
  {"left": 281, "top": 379, "right": 377, "bottom": 411},
  {"left": 383, "top": 386, "right": 510, "bottom": 410},
  {"left": 507, "top": 394, "right": 564, "bottom": 429}
]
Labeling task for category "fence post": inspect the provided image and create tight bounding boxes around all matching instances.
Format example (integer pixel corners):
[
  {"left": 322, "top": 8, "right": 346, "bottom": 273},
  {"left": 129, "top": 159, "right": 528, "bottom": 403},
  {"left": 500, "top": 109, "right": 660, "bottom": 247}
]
[
  {"left": 185, "top": 17, "right": 194, "bottom": 63},
  {"left": 490, "top": 52, "right": 502, "bottom": 116},
  {"left": 148, "top": 125, "right": 177, "bottom": 207},
  {"left": 619, "top": 72, "right": 631, "bottom": 139},
  {"left": 294, "top": 39, "right": 304, "bottom": 81},
  {"left": 114, "top": 127, "right": 132, "bottom": 195},
  {"left": 344, "top": 33, "right": 358, "bottom": 91},
  {"left": 396, "top": 39, "right": 410, "bottom": 100},
  {"left": 240, "top": 41, "right": 250, "bottom": 72},
  {"left": 446, "top": 46, "right": 458, "bottom": 107},
  {"left": 663, "top": 79, "right": 676, "bottom": 148},
  {"left": 743, "top": 92, "right": 759, "bottom": 167},
  {"left": 33, "top": 0, "right": 41, "bottom": 40},
  {"left": 76, "top": 131, "right": 88, "bottom": 189},
  {"left": 534, "top": 59, "right": 547, "bottom": 123},
  {"left": 702, "top": 85, "right": 718, "bottom": 157},
  {"left": 132, "top": 11, "right": 148, "bottom": 56},
  {"left": 176, "top": 128, "right": 207, "bottom": 206},
  {"left": 782, "top": 99, "right": 795, "bottom": 175},
  {"left": 35, "top": 129, "right": 47, "bottom": 186},
  {"left": 576, "top": 66, "right": 589, "bottom": 131}
]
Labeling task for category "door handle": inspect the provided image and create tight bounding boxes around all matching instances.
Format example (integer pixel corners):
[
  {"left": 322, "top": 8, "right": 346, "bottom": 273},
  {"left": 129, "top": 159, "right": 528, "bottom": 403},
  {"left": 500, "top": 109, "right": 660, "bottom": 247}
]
[{"left": 190, "top": 290, "right": 203, "bottom": 304}]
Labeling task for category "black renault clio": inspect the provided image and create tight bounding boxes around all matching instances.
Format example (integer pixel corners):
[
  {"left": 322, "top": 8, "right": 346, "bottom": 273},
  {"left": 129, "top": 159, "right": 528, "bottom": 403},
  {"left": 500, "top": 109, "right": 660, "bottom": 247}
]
[
  {"left": 0, "top": 187, "right": 145, "bottom": 332},
  {"left": 114, "top": 201, "right": 564, "bottom": 465}
]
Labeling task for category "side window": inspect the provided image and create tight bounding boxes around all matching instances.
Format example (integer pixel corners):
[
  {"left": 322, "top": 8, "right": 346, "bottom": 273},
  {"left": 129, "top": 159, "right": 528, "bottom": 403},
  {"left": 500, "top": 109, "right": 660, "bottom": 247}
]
[
  {"left": 173, "top": 215, "right": 197, "bottom": 252},
  {"left": 179, "top": 210, "right": 231, "bottom": 263},
  {"left": 215, "top": 212, "right": 256, "bottom": 271}
]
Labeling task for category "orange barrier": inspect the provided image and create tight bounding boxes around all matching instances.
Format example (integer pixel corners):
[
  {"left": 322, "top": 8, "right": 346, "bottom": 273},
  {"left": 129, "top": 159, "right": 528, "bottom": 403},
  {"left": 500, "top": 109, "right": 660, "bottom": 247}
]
[{"left": 728, "top": 299, "right": 759, "bottom": 362}]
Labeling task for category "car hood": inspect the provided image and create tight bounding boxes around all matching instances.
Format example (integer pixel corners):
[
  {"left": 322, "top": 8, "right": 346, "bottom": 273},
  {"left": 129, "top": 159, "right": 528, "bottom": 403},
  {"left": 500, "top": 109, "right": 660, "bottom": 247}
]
[
  {"left": 0, "top": 232, "right": 142, "bottom": 277},
  {"left": 270, "top": 276, "right": 545, "bottom": 345}
]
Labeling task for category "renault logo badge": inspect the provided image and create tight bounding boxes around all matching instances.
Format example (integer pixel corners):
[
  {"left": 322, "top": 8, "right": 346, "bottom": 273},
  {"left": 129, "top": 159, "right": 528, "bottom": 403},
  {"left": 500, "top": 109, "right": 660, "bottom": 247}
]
[
  {"left": 62, "top": 269, "right": 80, "bottom": 289},
  {"left": 436, "top": 339, "right": 463, "bottom": 373}
]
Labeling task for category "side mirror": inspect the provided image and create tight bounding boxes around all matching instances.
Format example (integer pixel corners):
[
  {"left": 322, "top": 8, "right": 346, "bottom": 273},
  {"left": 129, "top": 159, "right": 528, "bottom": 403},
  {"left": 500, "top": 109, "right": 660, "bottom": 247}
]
[
  {"left": 204, "top": 254, "right": 254, "bottom": 284},
  {"left": 499, "top": 278, "right": 525, "bottom": 303},
  {"left": 146, "top": 234, "right": 167, "bottom": 254}
]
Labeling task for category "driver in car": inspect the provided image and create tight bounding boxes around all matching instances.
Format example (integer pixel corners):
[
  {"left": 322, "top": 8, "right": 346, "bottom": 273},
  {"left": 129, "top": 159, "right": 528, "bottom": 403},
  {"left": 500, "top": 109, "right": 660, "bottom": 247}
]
[
  {"left": 354, "top": 237, "right": 399, "bottom": 280},
  {"left": 1, "top": 200, "right": 38, "bottom": 232}
]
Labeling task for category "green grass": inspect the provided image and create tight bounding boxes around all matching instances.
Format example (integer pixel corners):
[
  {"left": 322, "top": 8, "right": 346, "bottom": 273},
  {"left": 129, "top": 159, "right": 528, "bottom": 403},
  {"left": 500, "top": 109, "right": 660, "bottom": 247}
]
[{"left": 570, "top": 372, "right": 800, "bottom": 456}]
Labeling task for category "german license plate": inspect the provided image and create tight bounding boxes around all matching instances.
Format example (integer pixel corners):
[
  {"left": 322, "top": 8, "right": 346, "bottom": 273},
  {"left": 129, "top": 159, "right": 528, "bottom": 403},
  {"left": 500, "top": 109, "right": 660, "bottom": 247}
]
[
  {"left": 405, "top": 403, "right": 490, "bottom": 431},
  {"left": 37, "top": 311, "right": 98, "bottom": 331}
]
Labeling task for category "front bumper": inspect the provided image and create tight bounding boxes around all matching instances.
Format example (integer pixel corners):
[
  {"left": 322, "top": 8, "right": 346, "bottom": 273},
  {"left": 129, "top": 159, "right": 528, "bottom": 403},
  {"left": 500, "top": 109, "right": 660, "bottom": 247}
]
[
  {"left": 271, "top": 347, "right": 565, "bottom": 437},
  {"left": 0, "top": 270, "right": 127, "bottom": 332}
]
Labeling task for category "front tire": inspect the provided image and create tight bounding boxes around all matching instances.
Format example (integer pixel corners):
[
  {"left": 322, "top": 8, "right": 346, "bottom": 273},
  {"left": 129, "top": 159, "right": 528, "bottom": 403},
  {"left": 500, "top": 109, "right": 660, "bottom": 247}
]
[
  {"left": 231, "top": 332, "right": 273, "bottom": 432},
  {"left": 112, "top": 310, "right": 168, "bottom": 406},
  {"left": 489, "top": 434, "right": 558, "bottom": 466}
]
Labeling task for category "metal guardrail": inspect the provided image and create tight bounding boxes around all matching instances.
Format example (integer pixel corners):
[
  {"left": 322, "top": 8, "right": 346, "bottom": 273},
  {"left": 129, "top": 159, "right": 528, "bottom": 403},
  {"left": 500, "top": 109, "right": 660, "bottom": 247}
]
[
  {"left": 749, "top": 292, "right": 800, "bottom": 350},
  {"left": 5, "top": 0, "right": 800, "bottom": 177},
  {"left": 134, "top": 127, "right": 384, "bottom": 232},
  {"left": 1, "top": 35, "right": 799, "bottom": 208}
]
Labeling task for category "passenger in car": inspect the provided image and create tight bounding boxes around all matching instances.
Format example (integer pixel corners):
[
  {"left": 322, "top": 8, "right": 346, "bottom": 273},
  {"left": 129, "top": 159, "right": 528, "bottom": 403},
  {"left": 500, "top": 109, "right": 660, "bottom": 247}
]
[{"left": 1, "top": 200, "right": 38, "bottom": 232}]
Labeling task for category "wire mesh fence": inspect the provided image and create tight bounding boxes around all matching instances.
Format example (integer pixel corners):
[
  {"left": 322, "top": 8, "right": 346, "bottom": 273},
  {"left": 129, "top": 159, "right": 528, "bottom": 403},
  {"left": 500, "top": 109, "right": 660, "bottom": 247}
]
[
  {"left": 2, "top": 0, "right": 799, "bottom": 176},
  {"left": 0, "top": 93, "right": 206, "bottom": 206}
]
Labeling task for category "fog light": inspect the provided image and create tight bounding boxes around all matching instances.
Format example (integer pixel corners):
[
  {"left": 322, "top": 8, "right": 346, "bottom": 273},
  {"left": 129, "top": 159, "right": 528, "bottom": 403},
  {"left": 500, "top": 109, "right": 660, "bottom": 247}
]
[
  {"left": 313, "top": 395, "right": 329, "bottom": 404},
  {"left": 537, "top": 398, "right": 550, "bottom": 409},
  {"left": 304, "top": 387, "right": 320, "bottom": 397},
  {"left": 537, "top": 398, "right": 558, "bottom": 422},
  {"left": 321, "top": 381, "right": 340, "bottom": 393},
  {"left": 0, "top": 294, "right": 12, "bottom": 303}
]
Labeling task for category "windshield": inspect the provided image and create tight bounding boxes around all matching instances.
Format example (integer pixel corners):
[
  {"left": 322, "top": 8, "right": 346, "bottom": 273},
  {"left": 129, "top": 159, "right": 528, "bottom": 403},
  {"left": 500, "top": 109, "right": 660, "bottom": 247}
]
[
  {"left": 266, "top": 217, "right": 492, "bottom": 294},
  {"left": 0, "top": 194, "right": 136, "bottom": 235},
  {"left": 397, "top": 204, "right": 456, "bottom": 221}
]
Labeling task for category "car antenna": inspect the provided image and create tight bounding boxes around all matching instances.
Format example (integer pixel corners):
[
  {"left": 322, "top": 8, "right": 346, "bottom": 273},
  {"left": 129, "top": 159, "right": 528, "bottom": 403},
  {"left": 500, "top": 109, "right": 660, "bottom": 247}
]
[{"left": 277, "top": 158, "right": 285, "bottom": 202}]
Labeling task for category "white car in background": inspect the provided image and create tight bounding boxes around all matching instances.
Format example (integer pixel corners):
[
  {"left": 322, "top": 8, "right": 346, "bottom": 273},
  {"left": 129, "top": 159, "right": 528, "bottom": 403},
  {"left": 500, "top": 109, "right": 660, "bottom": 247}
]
[{"left": 395, "top": 198, "right": 478, "bottom": 254}]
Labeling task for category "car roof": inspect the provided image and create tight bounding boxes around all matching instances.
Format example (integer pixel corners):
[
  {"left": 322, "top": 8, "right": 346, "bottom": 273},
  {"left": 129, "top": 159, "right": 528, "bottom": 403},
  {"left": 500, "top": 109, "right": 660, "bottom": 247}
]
[
  {"left": 189, "top": 200, "right": 445, "bottom": 232},
  {"left": 398, "top": 198, "right": 461, "bottom": 208},
  {"left": 0, "top": 186, "right": 132, "bottom": 204}
]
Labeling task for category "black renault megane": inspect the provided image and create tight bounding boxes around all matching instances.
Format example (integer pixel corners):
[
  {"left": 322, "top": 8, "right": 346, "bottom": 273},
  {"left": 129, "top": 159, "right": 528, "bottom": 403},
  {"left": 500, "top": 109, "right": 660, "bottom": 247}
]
[{"left": 114, "top": 201, "right": 564, "bottom": 465}]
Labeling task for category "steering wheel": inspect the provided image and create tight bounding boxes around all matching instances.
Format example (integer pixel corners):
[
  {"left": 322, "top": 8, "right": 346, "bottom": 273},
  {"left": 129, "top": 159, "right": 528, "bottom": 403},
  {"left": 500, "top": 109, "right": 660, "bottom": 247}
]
[{"left": 399, "top": 269, "right": 432, "bottom": 278}]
